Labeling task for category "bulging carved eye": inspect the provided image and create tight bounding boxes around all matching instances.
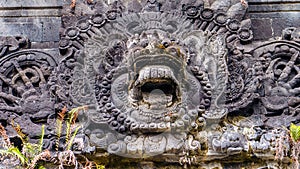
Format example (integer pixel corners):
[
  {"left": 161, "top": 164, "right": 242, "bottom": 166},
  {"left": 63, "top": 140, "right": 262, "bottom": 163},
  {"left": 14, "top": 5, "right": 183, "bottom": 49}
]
[
  {"left": 166, "top": 47, "right": 178, "bottom": 55},
  {"left": 162, "top": 41, "right": 169, "bottom": 48}
]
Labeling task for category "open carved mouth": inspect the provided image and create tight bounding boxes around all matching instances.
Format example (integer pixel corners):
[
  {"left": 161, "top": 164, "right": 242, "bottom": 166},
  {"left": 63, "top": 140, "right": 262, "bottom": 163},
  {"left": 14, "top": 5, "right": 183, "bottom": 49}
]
[{"left": 129, "top": 66, "right": 181, "bottom": 112}]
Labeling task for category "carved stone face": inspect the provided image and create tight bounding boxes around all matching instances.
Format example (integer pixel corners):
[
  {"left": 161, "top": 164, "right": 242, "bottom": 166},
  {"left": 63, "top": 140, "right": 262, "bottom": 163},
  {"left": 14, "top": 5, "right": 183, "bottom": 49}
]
[
  {"left": 108, "top": 31, "right": 204, "bottom": 133},
  {"left": 2, "top": 0, "right": 300, "bottom": 166},
  {"left": 82, "top": 11, "right": 227, "bottom": 157}
]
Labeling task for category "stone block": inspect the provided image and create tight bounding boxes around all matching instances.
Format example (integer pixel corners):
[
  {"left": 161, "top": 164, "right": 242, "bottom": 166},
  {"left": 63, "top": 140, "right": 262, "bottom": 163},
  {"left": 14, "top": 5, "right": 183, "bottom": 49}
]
[
  {"left": 272, "top": 17, "right": 300, "bottom": 37},
  {"left": 251, "top": 18, "right": 273, "bottom": 40},
  {"left": 0, "top": 0, "right": 62, "bottom": 8},
  {"left": 0, "top": 17, "right": 61, "bottom": 42},
  {"left": 0, "top": 22, "right": 43, "bottom": 41}
]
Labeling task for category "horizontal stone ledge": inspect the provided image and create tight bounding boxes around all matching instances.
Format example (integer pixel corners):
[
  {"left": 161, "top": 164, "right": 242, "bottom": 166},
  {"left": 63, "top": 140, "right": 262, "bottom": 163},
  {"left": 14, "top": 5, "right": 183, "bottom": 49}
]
[
  {"left": 248, "top": 0, "right": 300, "bottom": 3},
  {"left": 249, "top": 11, "right": 300, "bottom": 17},
  {"left": 0, "top": 0, "right": 63, "bottom": 8},
  {"left": 0, "top": 9, "right": 61, "bottom": 17},
  {"left": 31, "top": 42, "right": 60, "bottom": 49},
  {"left": 0, "top": 18, "right": 61, "bottom": 42},
  {"left": 248, "top": 4, "right": 300, "bottom": 12}
]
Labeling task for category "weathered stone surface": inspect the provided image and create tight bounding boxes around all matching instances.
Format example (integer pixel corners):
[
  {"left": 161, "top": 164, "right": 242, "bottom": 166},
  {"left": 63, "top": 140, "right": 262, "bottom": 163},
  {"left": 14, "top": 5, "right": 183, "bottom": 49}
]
[
  {"left": 0, "top": 18, "right": 61, "bottom": 42},
  {"left": 248, "top": 0, "right": 300, "bottom": 39},
  {"left": 0, "top": 0, "right": 300, "bottom": 168},
  {"left": 0, "top": 0, "right": 63, "bottom": 7},
  {"left": 251, "top": 18, "right": 273, "bottom": 40},
  {"left": 0, "top": 0, "right": 62, "bottom": 43}
]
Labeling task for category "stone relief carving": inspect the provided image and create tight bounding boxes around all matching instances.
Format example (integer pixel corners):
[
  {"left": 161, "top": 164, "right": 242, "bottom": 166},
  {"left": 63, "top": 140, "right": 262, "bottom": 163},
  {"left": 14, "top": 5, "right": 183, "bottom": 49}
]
[
  {"left": 0, "top": 0, "right": 299, "bottom": 168},
  {"left": 0, "top": 36, "right": 29, "bottom": 57},
  {"left": 0, "top": 49, "right": 57, "bottom": 149}
]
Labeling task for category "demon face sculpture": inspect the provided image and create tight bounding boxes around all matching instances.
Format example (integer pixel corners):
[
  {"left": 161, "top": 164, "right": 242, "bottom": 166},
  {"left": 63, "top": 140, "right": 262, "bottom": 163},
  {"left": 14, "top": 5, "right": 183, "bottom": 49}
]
[
  {"left": 46, "top": 0, "right": 300, "bottom": 165},
  {"left": 106, "top": 31, "right": 208, "bottom": 133},
  {"left": 1, "top": 0, "right": 299, "bottom": 167},
  {"left": 70, "top": 10, "right": 229, "bottom": 157}
]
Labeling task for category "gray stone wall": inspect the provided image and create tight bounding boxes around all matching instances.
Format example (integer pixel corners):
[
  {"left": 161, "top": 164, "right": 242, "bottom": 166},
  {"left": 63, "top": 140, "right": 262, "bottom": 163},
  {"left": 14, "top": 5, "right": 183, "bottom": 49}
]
[
  {"left": 248, "top": 0, "right": 300, "bottom": 40},
  {"left": 0, "top": 0, "right": 62, "bottom": 47},
  {"left": 0, "top": 1, "right": 300, "bottom": 168},
  {"left": 1, "top": 0, "right": 300, "bottom": 43}
]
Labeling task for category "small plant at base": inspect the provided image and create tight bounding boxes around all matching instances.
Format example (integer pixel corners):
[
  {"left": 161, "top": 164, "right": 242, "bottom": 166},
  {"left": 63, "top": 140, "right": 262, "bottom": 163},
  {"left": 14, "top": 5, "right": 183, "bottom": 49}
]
[
  {"left": 0, "top": 123, "right": 24, "bottom": 167},
  {"left": 79, "top": 155, "right": 105, "bottom": 169},
  {"left": 290, "top": 123, "right": 300, "bottom": 142},
  {"left": 0, "top": 106, "right": 103, "bottom": 169},
  {"left": 0, "top": 146, "right": 27, "bottom": 165},
  {"left": 55, "top": 106, "right": 87, "bottom": 151},
  {"left": 1, "top": 106, "right": 104, "bottom": 169},
  {"left": 0, "top": 124, "right": 11, "bottom": 148},
  {"left": 276, "top": 123, "right": 300, "bottom": 169},
  {"left": 0, "top": 123, "right": 49, "bottom": 169},
  {"left": 65, "top": 106, "right": 85, "bottom": 150},
  {"left": 96, "top": 164, "right": 106, "bottom": 169},
  {"left": 290, "top": 123, "right": 300, "bottom": 169},
  {"left": 275, "top": 132, "right": 289, "bottom": 161},
  {"left": 54, "top": 106, "right": 88, "bottom": 169},
  {"left": 56, "top": 106, "right": 67, "bottom": 151}
]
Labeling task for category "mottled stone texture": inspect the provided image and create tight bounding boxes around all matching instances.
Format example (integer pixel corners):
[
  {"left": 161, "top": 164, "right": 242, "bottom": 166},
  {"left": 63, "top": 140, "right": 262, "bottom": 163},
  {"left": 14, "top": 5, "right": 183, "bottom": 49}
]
[
  {"left": 0, "top": 0, "right": 300, "bottom": 169},
  {"left": 1, "top": 0, "right": 299, "bottom": 42},
  {"left": 0, "top": 0, "right": 62, "bottom": 45},
  {"left": 248, "top": 0, "right": 300, "bottom": 40}
]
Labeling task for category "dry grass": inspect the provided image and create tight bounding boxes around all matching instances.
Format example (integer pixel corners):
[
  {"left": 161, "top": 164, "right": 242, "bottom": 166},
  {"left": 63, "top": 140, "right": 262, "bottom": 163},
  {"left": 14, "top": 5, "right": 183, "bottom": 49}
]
[{"left": 0, "top": 124, "right": 11, "bottom": 147}]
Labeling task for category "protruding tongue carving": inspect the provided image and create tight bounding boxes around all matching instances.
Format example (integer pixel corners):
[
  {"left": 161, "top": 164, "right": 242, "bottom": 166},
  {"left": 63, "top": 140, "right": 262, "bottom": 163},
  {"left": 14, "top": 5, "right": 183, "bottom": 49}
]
[
  {"left": 142, "top": 87, "right": 173, "bottom": 110},
  {"left": 129, "top": 66, "right": 180, "bottom": 109}
]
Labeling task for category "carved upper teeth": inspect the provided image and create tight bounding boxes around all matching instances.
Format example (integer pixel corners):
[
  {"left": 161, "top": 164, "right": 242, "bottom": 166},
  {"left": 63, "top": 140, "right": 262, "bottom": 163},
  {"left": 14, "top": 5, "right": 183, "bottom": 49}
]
[{"left": 135, "top": 66, "right": 177, "bottom": 86}]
